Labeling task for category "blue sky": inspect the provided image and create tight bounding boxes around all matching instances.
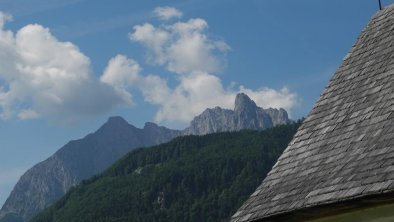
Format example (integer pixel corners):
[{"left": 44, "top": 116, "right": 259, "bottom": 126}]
[{"left": 0, "top": 0, "right": 393, "bottom": 207}]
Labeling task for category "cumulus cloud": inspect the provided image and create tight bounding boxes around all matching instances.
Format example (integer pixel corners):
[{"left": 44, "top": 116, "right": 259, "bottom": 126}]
[
  {"left": 129, "top": 23, "right": 170, "bottom": 65},
  {"left": 239, "top": 86, "right": 299, "bottom": 112},
  {"left": 0, "top": 7, "right": 300, "bottom": 125},
  {"left": 140, "top": 72, "right": 234, "bottom": 123},
  {"left": 17, "top": 109, "right": 40, "bottom": 120},
  {"left": 0, "top": 15, "right": 130, "bottom": 122},
  {"left": 130, "top": 7, "right": 299, "bottom": 125},
  {"left": 153, "top": 6, "right": 183, "bottom": 21},
  {"left": 129, "top": 17, "right": 230, "bottom": 74},
  {"left": 101, "top": 55, "right": 141, "bottom": 105},
  {"left": 140, "top": 72, "right": 298, "bottom": 124}
]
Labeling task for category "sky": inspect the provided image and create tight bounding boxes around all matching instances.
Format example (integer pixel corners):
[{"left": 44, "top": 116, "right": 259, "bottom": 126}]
[{"left": 0, "top": 0, "right": 393, "bottom": 207}]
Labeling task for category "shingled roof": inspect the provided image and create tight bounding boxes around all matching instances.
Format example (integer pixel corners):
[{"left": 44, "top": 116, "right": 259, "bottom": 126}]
[{"left": 231, "top": 4, "right": 394, "bottom": 222}]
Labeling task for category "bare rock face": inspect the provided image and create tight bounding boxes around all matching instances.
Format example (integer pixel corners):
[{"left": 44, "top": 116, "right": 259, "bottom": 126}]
[
  {"left": 184, "top": 93, "right": 290, "bottom": 135},
  {"left": 184, "top": 107, "right": 234, "bottom": 135},
  {"left": 0, "top": 117, "right": 181, "bottom": 222}
]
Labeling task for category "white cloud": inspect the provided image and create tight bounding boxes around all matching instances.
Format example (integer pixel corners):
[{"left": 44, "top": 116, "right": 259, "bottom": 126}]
[
  {"left": 239, "top": 86, "right": 299, "bottom": 112},
  {"left": 153, "top": 6, "right": 182, "bottom": 21},
  {"left": 0, "top": 8, "right": 300, "bottom": 125},
  {"left": 131, "top": 8, "right": 299, "bottom": 125},
  {"left": 140, "top": 74, "right": 171, "bottom": 106},
  {"left": 140, "top": 72, "right": 234, "bottom": 123},
  {"left": 101, "top": 55, "right": 141, "bottom": 105},
  {"left": 140, "top": 72, "right": 298, "bottom": 124},
  {"left": 129, "top": 18, "right": 230, "bottom": 75},
  {"left": 17, "top": 109, "right": 39, "bottom": 120},
  {"left": 0, "top": 15, "right": 130, "bottom": 122},
  {"left": 129, "top": 23, "right": 170, "bottom": 65}
]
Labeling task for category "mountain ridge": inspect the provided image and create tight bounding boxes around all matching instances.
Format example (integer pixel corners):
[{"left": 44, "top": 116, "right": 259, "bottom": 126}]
[
  {"left": 32, "top": 122, "right": 301, "bottom": 222},
  {"left": 184, "top": 93, "right": 290, "bottom": 135},
  {"left": 0, "top": 93, "right": 290, "bottom": 222},
  {"left": 0, "top": 117, "right": 181, "bottom": 222}
]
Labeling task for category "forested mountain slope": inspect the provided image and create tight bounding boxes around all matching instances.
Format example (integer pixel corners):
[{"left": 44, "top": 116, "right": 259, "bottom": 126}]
[
  {"left": 0, "top": 117, "right": 180, "bottom": 222},
  {"left": 33, "top": 121, "right": 301, "bottom": 222}
]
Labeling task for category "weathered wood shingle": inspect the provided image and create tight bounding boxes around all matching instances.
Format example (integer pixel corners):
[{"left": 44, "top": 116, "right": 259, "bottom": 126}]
[{"left": 231, "top": 5, "right": 394, "bottom": 222}]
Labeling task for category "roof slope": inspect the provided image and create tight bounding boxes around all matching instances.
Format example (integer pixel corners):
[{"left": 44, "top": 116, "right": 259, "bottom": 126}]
[{"left": 232, "top": 5, "right": 394, "bottom": 222}]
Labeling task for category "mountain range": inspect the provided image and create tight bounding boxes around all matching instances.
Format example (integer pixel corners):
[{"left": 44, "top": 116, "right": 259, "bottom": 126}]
[
  {"left": 184, "top": 93, "right": 289, "bottom": 135},
  {"left": 0, "top": 118, "right": 180, "bottom": 222},
  {"left": 0, "top": 93, "right": 290, "bottom": 222},
  {"left": 32, "top": 123, "right": 301, "bottom": 222}
]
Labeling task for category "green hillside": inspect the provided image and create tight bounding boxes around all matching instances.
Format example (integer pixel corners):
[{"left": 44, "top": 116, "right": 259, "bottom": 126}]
[{"left": 32, "top": 121, "right": 301, "bottom": 222}]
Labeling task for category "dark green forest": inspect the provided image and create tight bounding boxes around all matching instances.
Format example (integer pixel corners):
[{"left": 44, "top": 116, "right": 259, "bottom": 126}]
[{"left": 32, "top": 121, "right": 301, "bottom": 222}]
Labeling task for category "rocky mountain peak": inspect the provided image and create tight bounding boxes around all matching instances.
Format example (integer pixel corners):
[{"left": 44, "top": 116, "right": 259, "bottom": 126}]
[
  {"left": 105, "top": 116, "right": 129, "bottom": 127},
  {"left": 184, "top": 93, "right": 291, "bottom": 135},
  {"left": 234, "top": 93, "right": 257, "bottom": 113},
  {"left": 144, "top": 122, "right": 159, "bottom": 130},
  {"left": 92, "top": 116, "right": 136, "bottom": 139},
  {"left": 98, "top": 116, "right": 130, "bottom": 131},
  {"left": 108, "top": 115, "right": 127, "bottom": 122},
  {"left": 0, "top": 94, "right": 289, "bottom": 222}
]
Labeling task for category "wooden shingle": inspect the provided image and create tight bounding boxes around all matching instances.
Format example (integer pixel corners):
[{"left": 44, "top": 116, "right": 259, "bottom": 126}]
[{"left": 231, "top": 5, "right": 394, "bottom": 222}]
